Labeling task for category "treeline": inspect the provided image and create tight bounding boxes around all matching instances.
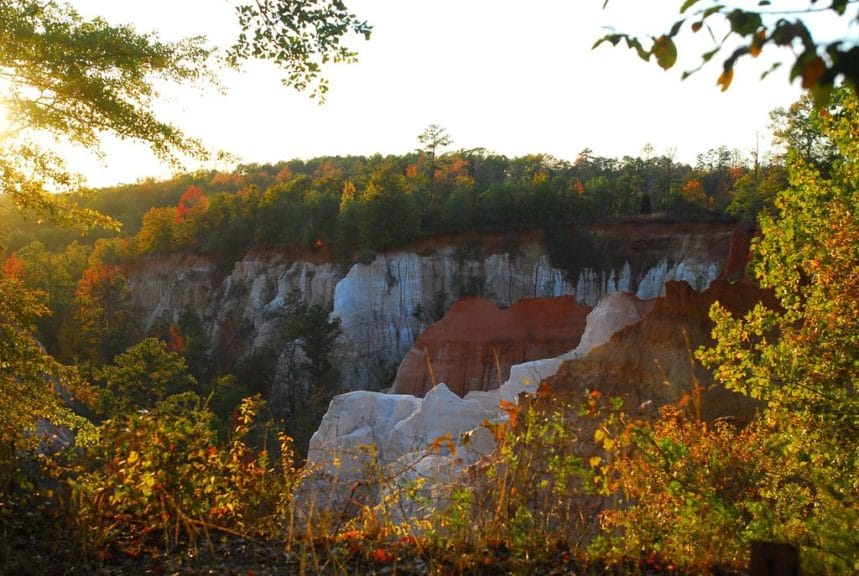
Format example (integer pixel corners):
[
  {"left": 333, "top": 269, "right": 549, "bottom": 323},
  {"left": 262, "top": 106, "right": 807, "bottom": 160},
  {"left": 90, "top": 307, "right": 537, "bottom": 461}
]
[
  {"left": 115, "top": 148, "right": 778, "bottom": 256},
  {"left": 1, "top": 146, "right": 784, "bottom": 256}
]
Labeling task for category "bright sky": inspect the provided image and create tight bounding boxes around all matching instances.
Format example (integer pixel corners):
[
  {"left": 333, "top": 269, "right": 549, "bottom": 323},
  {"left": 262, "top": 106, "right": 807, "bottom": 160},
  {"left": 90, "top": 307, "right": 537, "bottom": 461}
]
[{"left": 67, "top": 1, "right": 855, "bottom": 188}]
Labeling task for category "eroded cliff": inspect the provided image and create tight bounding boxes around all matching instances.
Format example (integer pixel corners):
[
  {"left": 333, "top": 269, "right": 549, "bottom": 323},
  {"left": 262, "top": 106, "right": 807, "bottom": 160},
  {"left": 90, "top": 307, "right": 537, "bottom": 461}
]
[{"left": 126, "top": 221, "right": 746, "bottom": 391}]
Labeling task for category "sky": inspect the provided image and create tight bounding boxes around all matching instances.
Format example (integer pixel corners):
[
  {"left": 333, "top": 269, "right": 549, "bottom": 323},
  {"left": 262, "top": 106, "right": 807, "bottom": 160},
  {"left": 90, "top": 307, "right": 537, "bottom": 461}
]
[{"left": 65, "top": 1, "right": 856, "bottom": 188}]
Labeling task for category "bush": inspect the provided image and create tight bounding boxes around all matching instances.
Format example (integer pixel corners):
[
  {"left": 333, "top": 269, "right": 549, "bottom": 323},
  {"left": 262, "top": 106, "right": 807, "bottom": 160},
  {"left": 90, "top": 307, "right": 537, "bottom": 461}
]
[
  {"left": 594, "top": 405, "right": 765, "bottom": 573},
  {"left": 61, "top": 394, "right": 299, "bottom": 557}
]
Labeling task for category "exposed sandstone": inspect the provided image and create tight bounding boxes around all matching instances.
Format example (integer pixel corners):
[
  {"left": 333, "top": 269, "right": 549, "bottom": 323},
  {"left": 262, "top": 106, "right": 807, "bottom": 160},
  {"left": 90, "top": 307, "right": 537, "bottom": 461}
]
[
  {"left": 303, "top": 279, "right": 769, "bottom": 523},
  {"left": 302, "top": 291, "right": 665, "bottom": 518},
  {"left": 504, "top": 292, "right": 655, "bottom": 394},
  {"left": 544, "top": 279, "right": 768, "bottom": 424},
  {"left": 126, "top": 222, "right": 743, "bottom": 393},
  {"left": 390, "top": 296, "right": 591, "bottom": 397}
]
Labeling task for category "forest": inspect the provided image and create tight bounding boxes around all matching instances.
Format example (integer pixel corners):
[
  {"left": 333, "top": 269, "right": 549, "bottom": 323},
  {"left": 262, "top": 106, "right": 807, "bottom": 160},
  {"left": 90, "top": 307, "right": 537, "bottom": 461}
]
[
  {"left": 2, "top": 139, "right": 774, "bottom": 257},
  {"left": 1, "top": 1, "right": 857, "bottom": 574}
]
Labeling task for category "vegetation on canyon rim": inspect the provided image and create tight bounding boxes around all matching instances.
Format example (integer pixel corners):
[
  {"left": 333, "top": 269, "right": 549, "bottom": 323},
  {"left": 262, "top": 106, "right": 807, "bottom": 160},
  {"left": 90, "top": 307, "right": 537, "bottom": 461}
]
[{"left": 1, "top": 1, "right": 857, "bottom": 573}]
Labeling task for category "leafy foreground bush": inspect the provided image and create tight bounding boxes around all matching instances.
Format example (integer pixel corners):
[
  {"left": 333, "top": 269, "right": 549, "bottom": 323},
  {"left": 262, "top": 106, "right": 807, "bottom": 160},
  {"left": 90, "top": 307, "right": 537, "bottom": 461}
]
[
  {"left": 59, "top": 394, "right": 299, "bottom": 558},
  {"left": 1, "top": 383, "right": 853, "bottom": 575}
]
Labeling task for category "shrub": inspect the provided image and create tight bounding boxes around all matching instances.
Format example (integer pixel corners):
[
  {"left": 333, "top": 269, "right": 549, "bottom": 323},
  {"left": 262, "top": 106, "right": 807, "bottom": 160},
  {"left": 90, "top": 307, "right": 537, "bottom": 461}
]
[
  {"left": 594, "top": 405, "right": 765, "bottom": 573},
  {"left": 61, "top": 394, "right": 299, "bottom": 557}
]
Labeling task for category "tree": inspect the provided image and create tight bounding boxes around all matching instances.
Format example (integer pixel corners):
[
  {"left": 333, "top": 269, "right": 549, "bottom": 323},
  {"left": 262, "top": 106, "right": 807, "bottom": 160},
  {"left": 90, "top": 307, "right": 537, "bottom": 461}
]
[
  {"left": 272, "top": 291, "right": 341, "bottom": 452},
  {"left": 770, "top": 92, "right": 839, "bottom": 170},
  {"left": 0, "top": 0, "right": 369, "bottom": 540},
  {"left": 136, "top": 206, "right": 177, "bottom": 254},
  {"left": 727, "top": 164, "right": 787, "bottom": 223},
  {"left": 416, "top": 124, "right": 454, "bottom": 221},
  {"left": 92, "top": 337, "right": 198, "bottom": 419},
  {"left": 61, "top": 263, "right": 134, "bottom": 365},
  {"left": 6, "top": 241, "right": 89, "bottom": 353},
  {"left": 597, "top": 1, "right": 859, "bottom": 103},
  {"left": 417, "top": 124, "right": 453, "bottom": 162},
  {"left": 358, "top": 158, "right": 421, "bottom": 249},
  {"left": 173, "top": 185, "right": 209, "bottom": 248},
  {"left": 255, "top": 174, "right": 314, "bottom": 244},
  {"left": 0, "top": 265, "right": 95, "bottom": 509},
  {"left": 699, "top": 87, "right": 858, "bottom": 572},
  {"left": 0, "top": 0, "right": 211, "bottom": 232},
  {"left": 0, "top": 1, "right": 371, "bottom": 236}
]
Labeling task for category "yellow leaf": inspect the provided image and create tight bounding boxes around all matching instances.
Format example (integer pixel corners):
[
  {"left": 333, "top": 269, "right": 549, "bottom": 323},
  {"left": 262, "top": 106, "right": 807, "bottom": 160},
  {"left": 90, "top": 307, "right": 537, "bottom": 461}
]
[
  {"left": 604, "top": 437, "right": 615, "bottom": 450},
  {"left": 589, "top": 455, "right": 602, "bottom": 468},
  {"left": 127, "top": 450, "right": 139, "bottom": 464},
  {"left": 594, "top": 429, "right": 606, "bottom": 443}
]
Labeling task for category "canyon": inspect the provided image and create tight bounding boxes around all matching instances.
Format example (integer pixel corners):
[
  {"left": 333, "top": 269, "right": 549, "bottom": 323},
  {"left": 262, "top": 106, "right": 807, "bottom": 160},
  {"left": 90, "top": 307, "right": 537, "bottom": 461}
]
[{"left": 123, "top": 219, "right": 758, "bottom": 521}]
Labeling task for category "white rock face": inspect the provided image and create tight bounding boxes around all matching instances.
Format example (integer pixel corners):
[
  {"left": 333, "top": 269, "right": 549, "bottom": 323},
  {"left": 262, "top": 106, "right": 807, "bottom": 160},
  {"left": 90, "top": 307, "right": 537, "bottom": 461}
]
[
  {"left": 307, "top": 391, "right": 422, "bottom": 477},
  {"left": 383, "top": 384, "right": 496, "bottom": 462},
  {"left": 128, "top": 253, "right": 340, "bottom": 361},
  {"left": 635, "top": 259, "right": 719, "bottom": 300}
]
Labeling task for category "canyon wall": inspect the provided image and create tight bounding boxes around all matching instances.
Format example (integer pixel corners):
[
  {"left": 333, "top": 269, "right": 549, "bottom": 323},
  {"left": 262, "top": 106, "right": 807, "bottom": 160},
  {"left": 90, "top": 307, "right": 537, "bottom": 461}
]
[{"left": 126, "top": 221, "right": 745, "bottom": 391}]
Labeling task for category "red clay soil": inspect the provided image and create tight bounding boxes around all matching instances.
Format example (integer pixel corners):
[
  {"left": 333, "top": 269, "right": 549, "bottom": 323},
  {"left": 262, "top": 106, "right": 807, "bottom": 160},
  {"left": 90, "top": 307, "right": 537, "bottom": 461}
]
[
  {"left": 719, "top": 227, "right": 756, "bottom": 280},
  {"left": 391, "top": 296, "right": 591, "bottom": 397},
  {"left": 544, "top": 279, "right": 772, "bottom": 424}
]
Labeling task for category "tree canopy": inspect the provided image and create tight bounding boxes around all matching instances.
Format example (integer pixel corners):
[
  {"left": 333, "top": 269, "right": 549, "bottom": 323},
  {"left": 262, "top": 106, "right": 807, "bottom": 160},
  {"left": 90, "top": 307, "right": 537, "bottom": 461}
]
[
  {"left": 699, "top": 86, "right": 858, "bottom": 571},
  {"left": 227, "top": 0, "right": 372, "bottom": 99},
  {"left": 597, "top": 0, "right": 859, "bottom": 103},
  {"left": 0, "top": 0, "right": 372, "bottom": 233},
  {"left": 0, "top": 0, "right": 214, "bottom": 230}
]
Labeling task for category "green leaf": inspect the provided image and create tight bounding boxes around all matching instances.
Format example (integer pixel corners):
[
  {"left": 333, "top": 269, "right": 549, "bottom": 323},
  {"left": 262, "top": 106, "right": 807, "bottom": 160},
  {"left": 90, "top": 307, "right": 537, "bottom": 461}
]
[
  {"left": 653, "top": 35, "right": 678, "bottom": 70},
  {"left": 831, "top": 0, "right": 848, "bottom": 15},
  {"left": 626, "top": 36, "right": 651, "bottom": 61},
  {"left": 592, "top": 34, "right": 623, "bottom": 49},
  {"left": 680, "top": 0, "right": 700, "bottom": 13},
  {"left": 703, "top": 5, "right": 725, "bottom": 18},
  {"left": 727, "top": 9, "right": 763, "bottom": 36},
  {"left": 701, "top": 47, "right": 720, "bottom": 63},
  {"left": 760, "top": 61, "right": 783, "bottom": 80}
]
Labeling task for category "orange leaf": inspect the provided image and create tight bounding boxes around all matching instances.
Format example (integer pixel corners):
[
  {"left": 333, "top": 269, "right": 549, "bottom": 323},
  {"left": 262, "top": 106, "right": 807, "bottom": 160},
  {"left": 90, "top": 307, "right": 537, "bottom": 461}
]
[
  {"left": 498, "top": 399, "right": 520, "bottom": 427},
  {"left": 750, "top": 30, "right": 766, "bottom": 57},
  {"left": 536, "top": 381, "right": 554, "bottom": 399},
  {"left": 802, "top": 57, "right": 826, "bottom": 89},
  {"left": 717, "top": 68, "right": 734, "bottom": 91},
  {"left": 373, "top": 548, "right": 393, "bottom": 563}
]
